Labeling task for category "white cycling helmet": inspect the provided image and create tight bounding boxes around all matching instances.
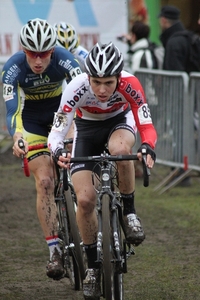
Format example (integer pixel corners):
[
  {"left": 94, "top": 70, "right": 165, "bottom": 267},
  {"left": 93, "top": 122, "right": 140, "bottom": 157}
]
[
  {"left": 54, "top": 22, "right": 79, "bottom": 52},
  {"left": 85, "top": 42, "right": 124, "bottom": 77},
  {"left": 20, "top": 18, "right": 57, "bottom": 51}
]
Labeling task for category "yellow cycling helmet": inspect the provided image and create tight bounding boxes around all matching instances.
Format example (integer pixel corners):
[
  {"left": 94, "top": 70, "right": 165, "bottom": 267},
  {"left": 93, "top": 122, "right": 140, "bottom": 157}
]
[{"left": 54, "top": 22, "right": 79, "bottom": 52}]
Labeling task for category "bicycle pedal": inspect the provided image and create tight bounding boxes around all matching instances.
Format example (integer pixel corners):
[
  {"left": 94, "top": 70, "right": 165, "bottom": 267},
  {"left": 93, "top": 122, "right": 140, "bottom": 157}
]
[{"left": 126, "top": 245, "right": 135, "bottom": 257}]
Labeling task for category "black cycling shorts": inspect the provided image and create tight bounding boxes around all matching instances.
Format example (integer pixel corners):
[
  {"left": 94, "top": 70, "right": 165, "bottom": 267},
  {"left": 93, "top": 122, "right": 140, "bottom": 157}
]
[{"left": 71, "top": 108, "right": 136, "bottom": 175}]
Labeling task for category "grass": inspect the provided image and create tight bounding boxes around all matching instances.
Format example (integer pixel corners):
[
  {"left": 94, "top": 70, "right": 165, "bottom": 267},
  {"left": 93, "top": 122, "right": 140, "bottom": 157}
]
[{"left": 123, "top": 165, "right": 200, "bottom": 300}]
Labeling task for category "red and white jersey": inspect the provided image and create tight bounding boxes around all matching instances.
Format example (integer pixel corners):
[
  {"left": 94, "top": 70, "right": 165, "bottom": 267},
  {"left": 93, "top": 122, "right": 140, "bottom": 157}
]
[{"left": 48, "top": 71, "right": 157, "bottom": 153}]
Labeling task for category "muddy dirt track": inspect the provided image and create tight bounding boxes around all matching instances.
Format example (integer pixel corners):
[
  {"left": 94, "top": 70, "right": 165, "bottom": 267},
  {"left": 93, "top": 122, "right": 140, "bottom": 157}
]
[{"left": 1, "top": 146, "right": 200, "bottom": 300}]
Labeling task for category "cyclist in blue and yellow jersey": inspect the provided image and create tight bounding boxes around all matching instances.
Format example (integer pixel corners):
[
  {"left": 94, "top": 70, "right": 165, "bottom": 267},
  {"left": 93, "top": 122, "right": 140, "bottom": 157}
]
[{"left": 2, "top": 18, "right": 82, "bottom": 280}]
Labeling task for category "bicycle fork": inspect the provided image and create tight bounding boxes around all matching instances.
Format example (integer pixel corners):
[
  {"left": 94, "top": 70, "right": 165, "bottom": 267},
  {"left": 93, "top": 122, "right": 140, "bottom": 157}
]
[{"left": 96, "top": 192, "right": 126, "bottom": 275}]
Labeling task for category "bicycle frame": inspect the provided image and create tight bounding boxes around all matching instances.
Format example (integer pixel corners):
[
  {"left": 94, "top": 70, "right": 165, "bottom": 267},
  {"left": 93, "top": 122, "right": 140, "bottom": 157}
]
[
  {"left": 95, "top": 158, "right": 122, "bottom": 261},
  {"left": 70, "top": 150, "right": 150, "bottom": 299},
  {"left": 18, "top": 138, "right": 86, "bottom": 290},
  {"left": 54, "top": 161, "right": 82, "bottom": 289},
  {"left": 52, "top": 141, "right": 86, "bottom": 289},
  {"left": 95, "top": 158, "right": 125, "bottom": 299}
]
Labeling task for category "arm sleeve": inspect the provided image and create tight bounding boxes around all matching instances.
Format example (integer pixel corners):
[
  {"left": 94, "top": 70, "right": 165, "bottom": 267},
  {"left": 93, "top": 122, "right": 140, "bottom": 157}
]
[
  {"left": 124, "top": 75, "right": 157, "bottom": 149},
  {"left": 48, "top": 76, "right": 80, "bottom": 154},
  {"left": 62, "top": 50, "right": 82, "bottom": 83},
  {"left": 2, "top": 67, "right": 23, "bottom": 136},
  {"left": 48, "top": 109, "right": 75, "bottom": 154}
]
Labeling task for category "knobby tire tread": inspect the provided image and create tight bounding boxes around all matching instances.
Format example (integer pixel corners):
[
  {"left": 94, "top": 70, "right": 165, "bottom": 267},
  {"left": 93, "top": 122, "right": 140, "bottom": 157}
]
[
  {"left": 102, "top": 194, "right": 113, "bottom": 300},
  {"left": 56, "top": 199, "right": 80, "bottom": 290},
  {"left": 64, "top": 188, "right": 86, "bottom": 282},
  {"left": 113, "top": 210, "right": 124, "bottom": 300}
]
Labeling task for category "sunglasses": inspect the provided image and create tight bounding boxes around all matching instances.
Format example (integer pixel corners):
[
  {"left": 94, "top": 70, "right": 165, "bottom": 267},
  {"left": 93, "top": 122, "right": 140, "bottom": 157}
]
[{"left": 24, "top": 49, "right": 53, "bottom": 59}]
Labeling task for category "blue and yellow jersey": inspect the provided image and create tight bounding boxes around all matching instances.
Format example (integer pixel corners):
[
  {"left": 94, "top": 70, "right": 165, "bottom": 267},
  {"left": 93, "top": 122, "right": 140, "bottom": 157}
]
[{"left": 2, "top": 46, "right": 81, "bottom": 136}]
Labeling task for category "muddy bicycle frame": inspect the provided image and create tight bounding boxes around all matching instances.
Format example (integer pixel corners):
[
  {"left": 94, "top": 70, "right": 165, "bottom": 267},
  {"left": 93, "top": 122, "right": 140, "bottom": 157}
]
[
  {"left": 70, "top": 149, "right": 150, "bottom": 299},
  {"left": 18, "top": 138, "right": 86, "bottom": 290}
]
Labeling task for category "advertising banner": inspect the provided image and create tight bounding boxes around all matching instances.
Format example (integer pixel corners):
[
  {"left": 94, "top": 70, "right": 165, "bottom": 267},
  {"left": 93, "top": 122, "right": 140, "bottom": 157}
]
[{"left": 0, "top": 0, "right": 128, "bottom": 63}]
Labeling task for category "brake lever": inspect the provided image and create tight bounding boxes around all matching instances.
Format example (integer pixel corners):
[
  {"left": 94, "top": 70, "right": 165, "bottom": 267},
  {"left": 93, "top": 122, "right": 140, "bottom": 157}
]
[{"left": 18, "top": 139, "right": 25, "bottom": 163}]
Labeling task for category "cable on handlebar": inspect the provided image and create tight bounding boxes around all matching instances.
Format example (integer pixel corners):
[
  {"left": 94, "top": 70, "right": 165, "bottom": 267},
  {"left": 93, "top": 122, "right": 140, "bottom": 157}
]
[
  {"left": 70, "top": 153, "right": 150, "bottom": 187},
  {"left": 18, "top": 139, "right": 30, "bottom": 177},
  {"left": 18, "top": 140, "right": 48, "bottom": 177}
]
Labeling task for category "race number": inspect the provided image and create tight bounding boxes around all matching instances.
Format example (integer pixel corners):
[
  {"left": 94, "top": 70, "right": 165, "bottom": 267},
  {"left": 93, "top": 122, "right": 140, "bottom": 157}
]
[
  {"left": 138, "top": 103, "right": 152, "bottom": 124},
  {"left": 3, "top": 84, "right": 14, "bottom": 101},
  {"left": 52, "top": 113, "right": 68, "bottom": 132},
  {"left": 69, "top": 67, "right": 82, "bottom": 79}
]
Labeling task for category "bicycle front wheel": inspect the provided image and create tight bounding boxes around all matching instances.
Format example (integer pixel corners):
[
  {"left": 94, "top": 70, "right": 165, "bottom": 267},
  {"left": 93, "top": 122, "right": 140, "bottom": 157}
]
[
  {"left": 102, "top": 194, "right": 113, "bottom": 299},
  {"left": 56, "top": 198, "right": 80, "bottom": 290},
  {"left": 102, "top": 194, "right": 124, "bottom": 300},
  {"left": 64, "top": 187, "right": 86, "bottom": 282},
  {"left": 112, "top": 210, "right": 124, "bottom": 300}
]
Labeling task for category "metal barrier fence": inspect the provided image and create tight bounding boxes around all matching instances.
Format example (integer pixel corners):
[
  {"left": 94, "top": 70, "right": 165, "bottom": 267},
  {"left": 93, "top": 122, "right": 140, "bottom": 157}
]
[
  {"left": 189, "top": 72, "right": 200, "bottom": 167},
  {"left": 134, "top": 69, "right": 199, "bottom": 172}
]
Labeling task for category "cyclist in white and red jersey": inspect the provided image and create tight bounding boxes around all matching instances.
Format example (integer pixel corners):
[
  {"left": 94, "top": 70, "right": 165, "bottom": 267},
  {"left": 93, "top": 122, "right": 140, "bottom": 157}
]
[
  {"left": 48, "top": 42, "right": 157, "bottom": 298},
  {"left": 2, "top": 18, "right": 82, "bottom": 281}
]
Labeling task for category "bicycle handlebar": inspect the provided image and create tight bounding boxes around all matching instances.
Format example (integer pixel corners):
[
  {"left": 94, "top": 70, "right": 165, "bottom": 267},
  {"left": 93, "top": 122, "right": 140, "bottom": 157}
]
[
  {"left": 70, "top": 153, "right": 150, "bottom": 187},
  {"left": 18, "top": 138, "right": 150, "bottom": 187}
]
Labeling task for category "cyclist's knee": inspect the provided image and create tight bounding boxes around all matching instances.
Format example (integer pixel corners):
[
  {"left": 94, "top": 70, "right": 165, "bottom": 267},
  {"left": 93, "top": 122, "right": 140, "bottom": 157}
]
[
  {"left": 35, "top": 175, "right": 54, "bottom": 193},
  {"left": 77, "top": 196, "right": 96, "bottom": 214},
  {"left": 109, "top": 143, "right": 132, "bottom": 156}
]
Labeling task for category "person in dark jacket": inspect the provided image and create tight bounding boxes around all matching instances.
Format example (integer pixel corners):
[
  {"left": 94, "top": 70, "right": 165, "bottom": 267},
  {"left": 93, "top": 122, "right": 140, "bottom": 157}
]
[
  {"left": 158, "top": 5, "right": 189, "bottom": 72},
  {"left": 159, "top": 5, "right": 191, "bottom": 186}
]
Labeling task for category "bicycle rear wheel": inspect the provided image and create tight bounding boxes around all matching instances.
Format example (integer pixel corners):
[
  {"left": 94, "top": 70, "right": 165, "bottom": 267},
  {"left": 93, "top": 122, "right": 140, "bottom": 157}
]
[
  {"left": 56, "top": 198, "right": 81, "bottom": 290},
  {"left": 64, "top": 187, "right": 86, "bottom": 282}
]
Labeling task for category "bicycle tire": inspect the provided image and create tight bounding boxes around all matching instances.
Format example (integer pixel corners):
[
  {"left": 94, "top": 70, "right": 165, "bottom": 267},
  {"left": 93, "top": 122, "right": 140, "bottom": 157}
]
[
  {"left": 56, "top": 199, "right": 81, "bottom": 290},
  {"left": 113, "top": 210, "right": 124, "bottom": 300},
  {"left": 102, "top": 194, "right": 113, "bottom": 299},
  {"left": 64, "top": 187, "right": 86, "bottom": 282}
]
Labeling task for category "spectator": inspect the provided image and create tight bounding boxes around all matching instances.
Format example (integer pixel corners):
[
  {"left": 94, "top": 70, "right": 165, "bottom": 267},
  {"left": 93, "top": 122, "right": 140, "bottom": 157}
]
[
  {"left": 129, "top": 21, "right": 156, "bottom": 71},
  {"left": 158, "top": 5, "right": 189, "bottom": 72},
  {"left": 118, "top": 21, "right": 163, "bottom": 72},
  {"left": 117, "top": 21, "right": 162, "bottom": 177},
  {"left": 158, "top": 6, "right": 191, "bottom": 186}
]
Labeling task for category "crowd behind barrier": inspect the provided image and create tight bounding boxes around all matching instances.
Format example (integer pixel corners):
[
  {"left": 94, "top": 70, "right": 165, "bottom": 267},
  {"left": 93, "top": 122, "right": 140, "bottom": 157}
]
[{"left": 0, "top": 65, "right": 200, "bottom": 174}]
